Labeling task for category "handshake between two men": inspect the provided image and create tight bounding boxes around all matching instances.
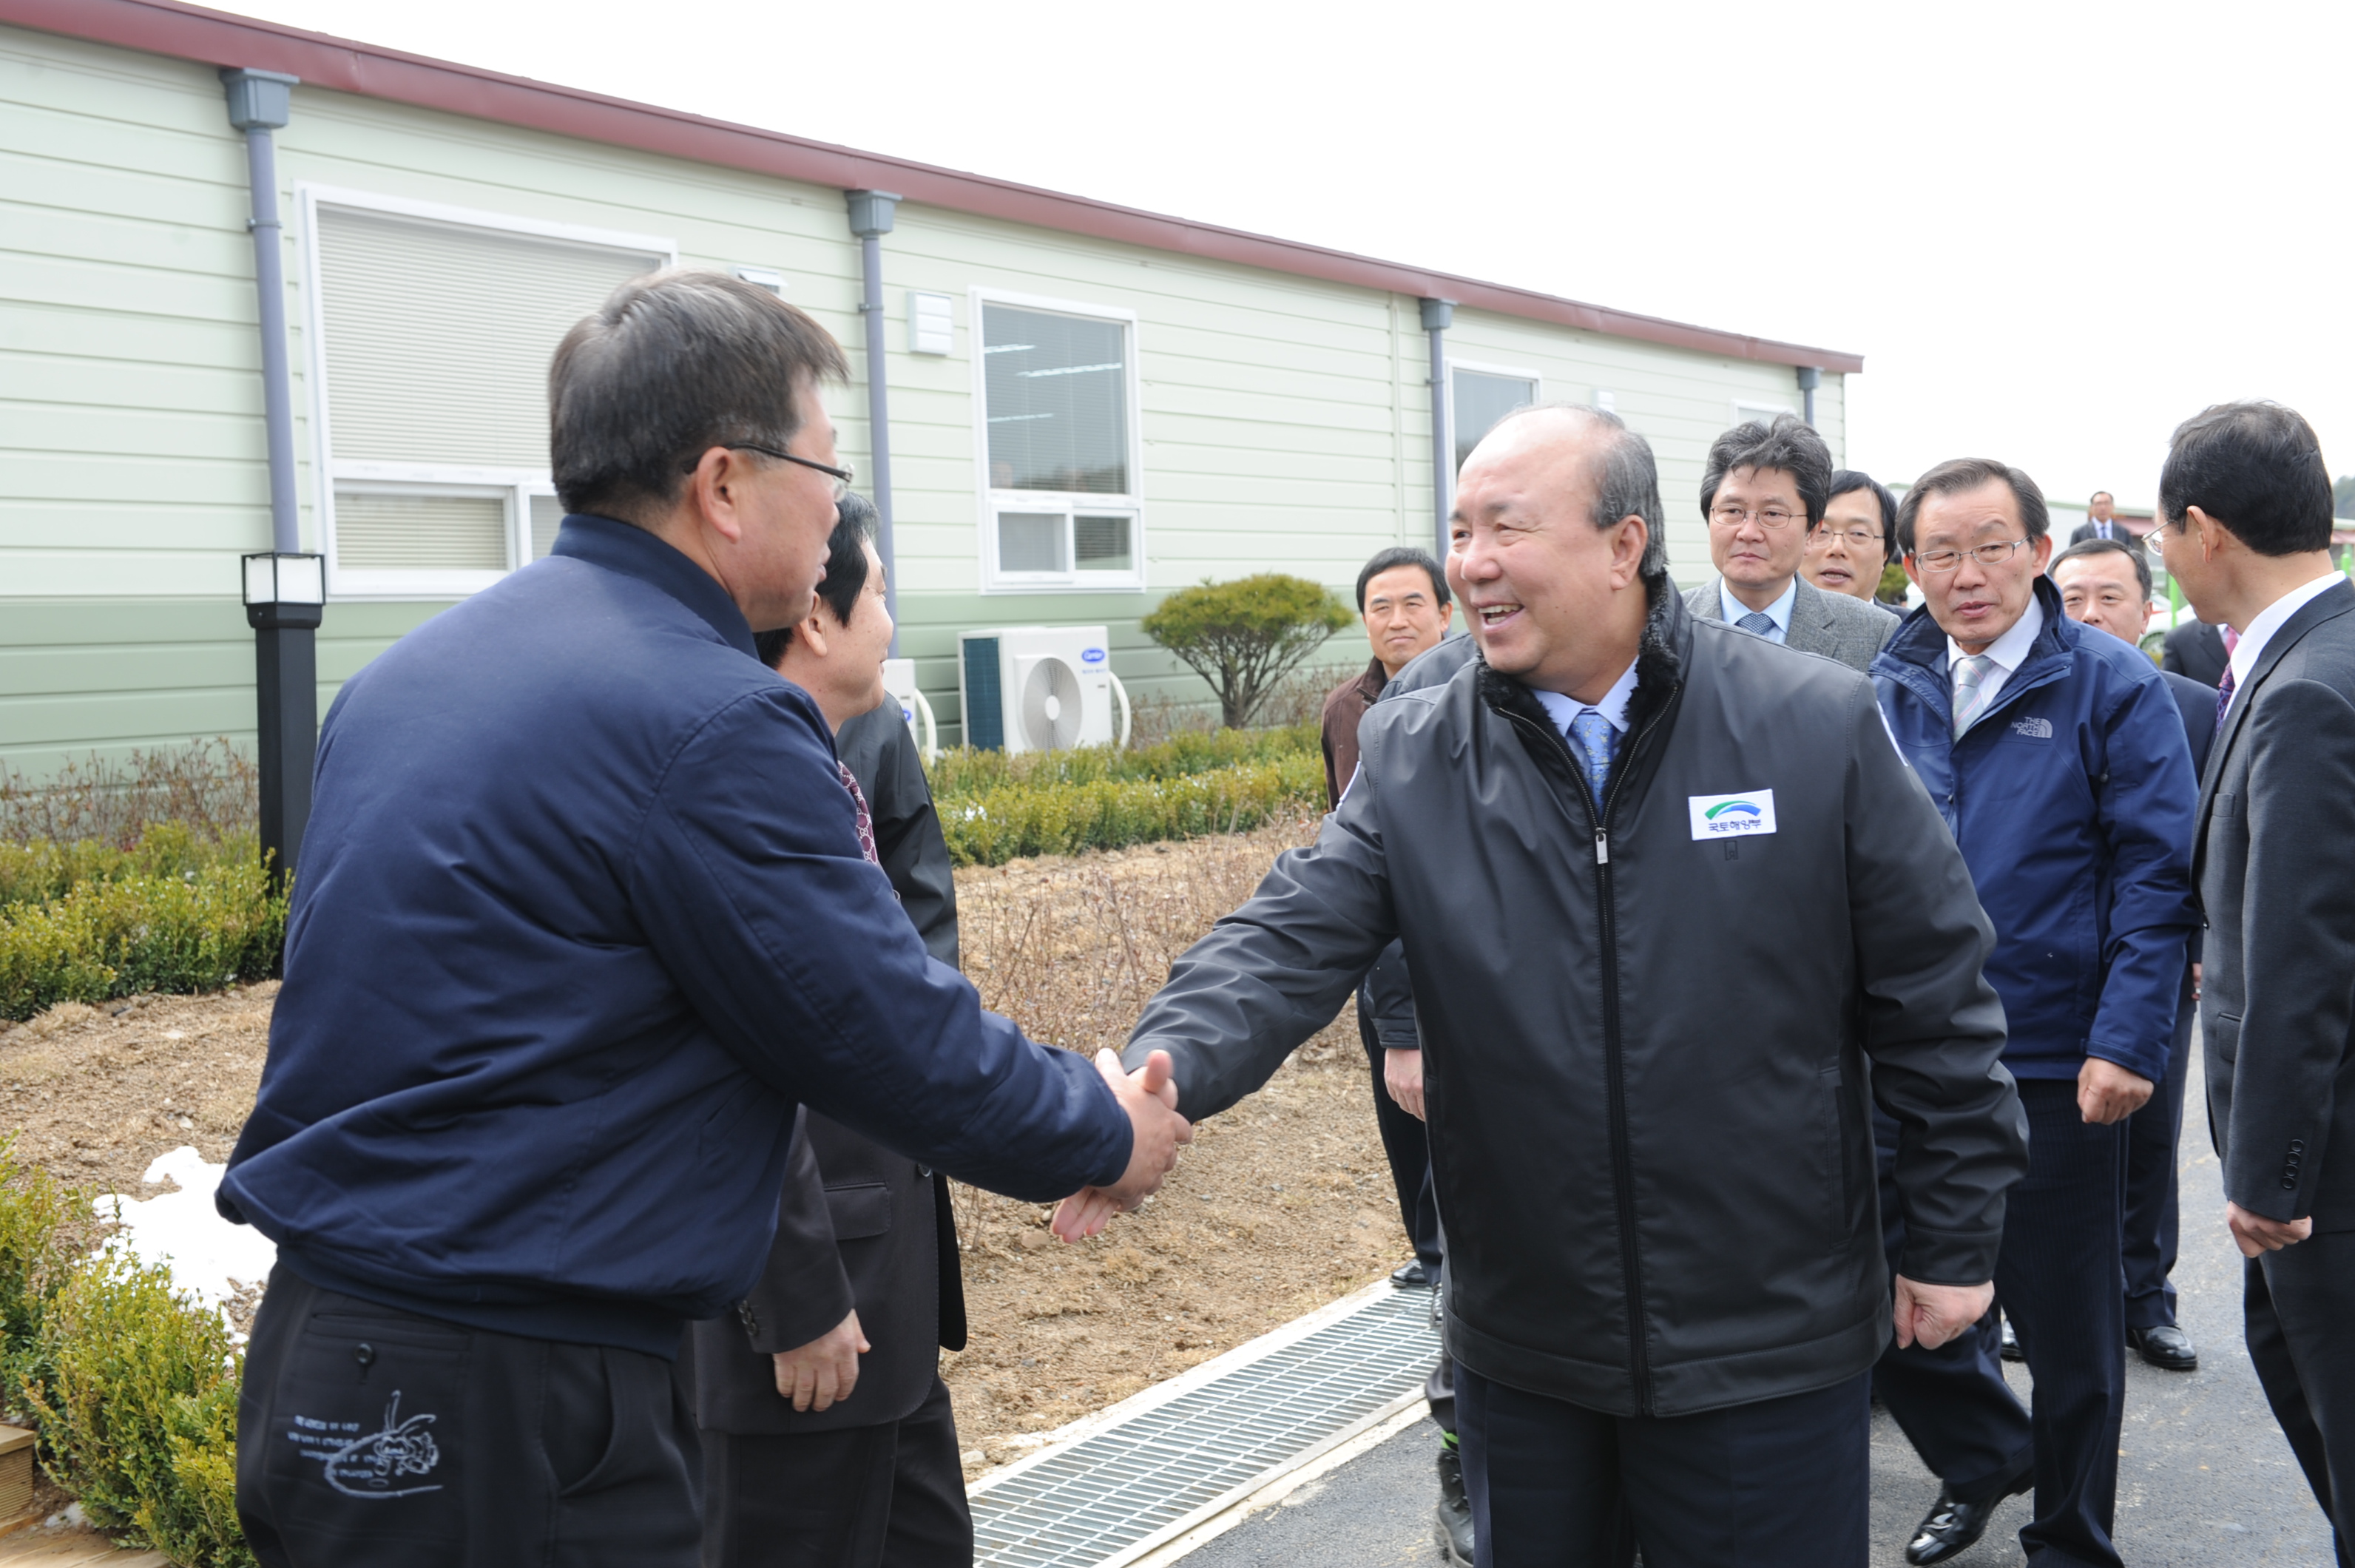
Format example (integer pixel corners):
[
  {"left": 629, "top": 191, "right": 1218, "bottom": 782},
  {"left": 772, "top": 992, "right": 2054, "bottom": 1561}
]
[{"left": 1053, "top": 1048, "right": 1189, "bottom": 1243}]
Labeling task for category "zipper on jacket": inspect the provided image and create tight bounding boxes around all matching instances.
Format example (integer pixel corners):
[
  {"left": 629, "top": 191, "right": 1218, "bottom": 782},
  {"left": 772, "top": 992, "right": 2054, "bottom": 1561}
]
[{"left": 1504, "top": 680, "right": 1678, "bottom": 1414}]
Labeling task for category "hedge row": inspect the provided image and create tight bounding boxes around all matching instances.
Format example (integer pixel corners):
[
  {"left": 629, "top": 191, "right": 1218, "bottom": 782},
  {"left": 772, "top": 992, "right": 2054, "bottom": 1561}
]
[
  {"left": 926, "top": 722, "right": 1318, "bottom": 794},
  {"left": 0, "top": 827, "right": 285, "bottom": 1023},
  {"left": 938, "top": 751, "right": 1326, "bottom": 865},
  {"left": 0, "top": 1143, "right": 250, "bottom": 1567}
]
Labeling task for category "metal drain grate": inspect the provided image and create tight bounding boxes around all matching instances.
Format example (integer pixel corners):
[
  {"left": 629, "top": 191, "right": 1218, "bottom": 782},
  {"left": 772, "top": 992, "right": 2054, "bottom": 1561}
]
[{"left": 970, "top": 1284, "right": 1440, "bottom": 1568}]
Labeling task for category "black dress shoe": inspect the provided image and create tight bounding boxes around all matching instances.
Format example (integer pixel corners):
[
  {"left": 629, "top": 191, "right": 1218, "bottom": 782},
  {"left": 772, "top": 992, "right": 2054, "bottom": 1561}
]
[
  {"left": 2129, "top": 1323, "right": 2199, "bottom": 1371},
  {"left": 1999, "top": 1315, "right": 2023, "bottom": 1362},
  {"left": 1390, "top": 1259, "right": 1433, "bottom": 1288},
  {"left": 1905, "top": 1470, "right": 2032, "bottom": 1565},
  {"left": 1435, "top": 1444, "right": 1474, "bottom": 1567}
]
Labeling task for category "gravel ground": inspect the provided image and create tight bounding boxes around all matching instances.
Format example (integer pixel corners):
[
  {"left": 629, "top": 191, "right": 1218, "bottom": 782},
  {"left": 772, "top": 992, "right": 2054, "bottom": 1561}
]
[{"left": 1184, "top": 1027, "right": 2338, "bottom": 1567}]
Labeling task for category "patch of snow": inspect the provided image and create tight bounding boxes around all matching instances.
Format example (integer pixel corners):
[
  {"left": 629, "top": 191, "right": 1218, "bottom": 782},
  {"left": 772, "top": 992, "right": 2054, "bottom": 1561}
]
[{"left": 93, "top": 1146, "right": 276, "bottom": 1311}]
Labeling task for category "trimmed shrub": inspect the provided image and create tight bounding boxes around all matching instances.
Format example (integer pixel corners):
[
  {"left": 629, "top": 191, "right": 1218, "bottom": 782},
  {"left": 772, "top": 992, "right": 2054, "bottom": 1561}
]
[
  {"left": 0, "top": 827, "right": 285, "bottom": 1022},
  {"left": 939, "top": 753, "right": 1325, "bottom": 865},
  {"left": 1142, "top": 574, "right": 1352, "bottom": 728},
  {"left": 0, "top": 1138, "right": 78, "bottom": 1427},
  {"left": 929, "top": 724, "right": 1316, "bottom": 797},
  {"left": 25, "top": 1251, "right": 253, "bottom": 1566}
]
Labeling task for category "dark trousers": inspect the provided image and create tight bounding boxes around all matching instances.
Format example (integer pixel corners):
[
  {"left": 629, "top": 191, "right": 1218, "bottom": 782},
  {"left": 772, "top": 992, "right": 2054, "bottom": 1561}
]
[
  {"left": 699, "top": 1376, "right": 970, "bottom": 1568},
  {"left": 1871, "top": 1106, "right": 2033, "bottom": 1501},
  {"left": 2123, "top": 969, "right": 2197, "bottom": 1329},
  {"left": 1996, "top": 1079, "right": 2129, "bottom": 1568},
  {"left": 237, "top": 1264, "right": 701, "bottom": 1568},
  {"left": 1361, "top": 1004, "right": 1442, "bottom": 1274},
  {"left": 1456, "top": 1364, "right": 1869, "bottom": 1568},
  {"left": 2246, "top": 1234, "right": 2355, "bottom": 1568}
]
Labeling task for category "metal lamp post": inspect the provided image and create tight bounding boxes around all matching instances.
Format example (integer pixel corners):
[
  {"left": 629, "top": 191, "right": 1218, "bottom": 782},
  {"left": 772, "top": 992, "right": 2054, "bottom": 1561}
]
[{"left": 243, "top": 552, "right": 323, "bottom": 887}]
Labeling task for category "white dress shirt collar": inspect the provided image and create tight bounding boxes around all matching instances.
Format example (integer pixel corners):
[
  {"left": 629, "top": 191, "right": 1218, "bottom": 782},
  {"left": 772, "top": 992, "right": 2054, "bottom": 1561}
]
[
  {"left": 1720, "top": 575, "right": 1799, "bottom": 643},
  {"left": 1533, "top": 658, "right": 1641, "bottom": 740},
  {"left": 1945, "top": 593, "right": 2044, "bottom": 717},
  {"left": 2229, "top": 571, "right": 2348, "bottom": 701}
]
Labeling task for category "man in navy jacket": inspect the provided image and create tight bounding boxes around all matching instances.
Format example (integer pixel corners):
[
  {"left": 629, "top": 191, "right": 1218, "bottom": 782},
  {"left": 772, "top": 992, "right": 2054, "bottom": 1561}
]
[
  {"left": 1873, "top": 459, "right": 2198, "bottom": 1568},
  {"left": 223, "top": 271, "right": 1188, "bottom": 1568}
]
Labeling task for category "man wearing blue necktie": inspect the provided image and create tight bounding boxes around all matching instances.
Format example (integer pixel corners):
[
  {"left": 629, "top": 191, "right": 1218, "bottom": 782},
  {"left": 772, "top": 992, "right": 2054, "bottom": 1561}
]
[
  {"left": 1682, "top": 414, "right": 1897, "bottom": 674},
  {"left": 1081, "top": 405, "right": 2030, "bottom": 1567},
  {"left": 2068, "top": 491, "right": 2122, "bottom": 545}
]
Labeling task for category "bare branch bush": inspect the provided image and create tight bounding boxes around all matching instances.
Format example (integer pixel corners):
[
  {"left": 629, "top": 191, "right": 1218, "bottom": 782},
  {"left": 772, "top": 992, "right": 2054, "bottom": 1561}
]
[{"left": 0, "top": 742, "right": 257, "bottom": 849}]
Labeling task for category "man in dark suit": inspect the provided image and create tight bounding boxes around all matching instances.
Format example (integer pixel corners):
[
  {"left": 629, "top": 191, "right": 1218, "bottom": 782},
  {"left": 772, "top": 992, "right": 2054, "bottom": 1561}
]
[
  {"left": 2052, "top": 535, "right": 2217, "bottom": 1373},
  {"left": 2163, "top": 617, "right": 2231, "bottom": 685},
  {"left": 2154, "top": 400, "right": 2355, "bottom": 1568},
  {"left": 2068, "top": 490, "right": 2126, "bottom": 544},
  {"left": 1683, "top": 414, "right": 1898, "bottom": 672},
  {"left": 692, "top": 497, "right": 974, "bottom": 1568}
]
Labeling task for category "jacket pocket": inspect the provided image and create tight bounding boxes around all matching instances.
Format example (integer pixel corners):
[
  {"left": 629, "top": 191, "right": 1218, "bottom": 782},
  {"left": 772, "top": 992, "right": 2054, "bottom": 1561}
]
[
  {"left": 2212, "top": 792, "right": 2241, "bottom": 819},
  {"left": 1819, "top": 1065, "right": 1851, "bottom": 1256},
  {"left": 697, "top": 1075, "right": 780, "bottom": 1162},
  {"left": 823, "top": 1183, "right": 893, "bottom": 1241},
  {"left": 2207, "top": 1011, "right": 2241, "bottom": 1067}
]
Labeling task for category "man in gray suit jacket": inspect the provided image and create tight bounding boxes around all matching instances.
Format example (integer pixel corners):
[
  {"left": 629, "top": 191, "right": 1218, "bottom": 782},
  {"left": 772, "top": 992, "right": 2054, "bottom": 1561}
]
[
  {"left": 1684, "top": 414, "right": 1899, "bottom": 675},
  {"left": 2155, "top": 400, "right": 2355, "bottom": 1567}
]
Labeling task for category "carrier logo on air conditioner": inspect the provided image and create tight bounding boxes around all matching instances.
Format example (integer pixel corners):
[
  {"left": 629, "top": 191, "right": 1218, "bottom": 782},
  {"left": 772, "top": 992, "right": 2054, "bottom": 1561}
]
[{"left": 1081, "top": 647, "right": 1107, "bottom": 663}]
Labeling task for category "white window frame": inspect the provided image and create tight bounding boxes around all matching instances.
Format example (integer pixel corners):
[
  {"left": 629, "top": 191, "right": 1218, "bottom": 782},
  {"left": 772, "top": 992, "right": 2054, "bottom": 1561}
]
[
  {"left": 969, "top": 286, "right": 1146, "bottom": 594},
  {"left": 298, "top": 184, "right": 676, "bottom": 600},
  {"left": 1731, "top": 397, "right": 1796, "bottom": 426},
  {"left": 1448, "top": 359, "right": 1544, "bottom": 470}
]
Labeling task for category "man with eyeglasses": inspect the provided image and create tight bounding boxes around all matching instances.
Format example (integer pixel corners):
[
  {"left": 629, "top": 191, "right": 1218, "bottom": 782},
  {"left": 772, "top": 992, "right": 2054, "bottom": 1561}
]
[
  {"left": 1871, "top": 459, "right": 2198, "bottom": 1568},
  {"left": 1684, "top": 415, "right": 1898, "bottom": 673},
  {"left": 1803, "top": 470, "right": 1904, "bottom": 618}
]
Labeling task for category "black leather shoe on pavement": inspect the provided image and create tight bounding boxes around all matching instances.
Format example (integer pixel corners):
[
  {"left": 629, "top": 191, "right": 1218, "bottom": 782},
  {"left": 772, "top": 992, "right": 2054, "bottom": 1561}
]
[
  {"left": 1434, "top": 1445, "right": 1473, "bottom": 1567},
  {"left": 1999, "top": 1315, "right": 2023, "bottom": 1362},
  {"left": 1905, "top": 1470, "right": 2033, "bottom": 1566},
  {"left": 2129, "top": 1323, "right": 2199, "bottom": 1371},
  {"left": 1390, "top": 1260, "right": 1433, "bottom": 1288}
]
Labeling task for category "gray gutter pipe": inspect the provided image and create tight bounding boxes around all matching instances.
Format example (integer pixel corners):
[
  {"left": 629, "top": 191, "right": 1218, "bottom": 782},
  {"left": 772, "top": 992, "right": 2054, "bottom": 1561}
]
[
  {"left": 847, "top": 190, "right": 901, "bottom": 650},
  {"left": 1797, "top": 365, "right": 1820, "bottom": 429},
  {"left": 224, "top": 68, "right": 301, "bottom": 554},
  {"left": 1420, "top": 297, "right": 1454, "bottom": 558}
]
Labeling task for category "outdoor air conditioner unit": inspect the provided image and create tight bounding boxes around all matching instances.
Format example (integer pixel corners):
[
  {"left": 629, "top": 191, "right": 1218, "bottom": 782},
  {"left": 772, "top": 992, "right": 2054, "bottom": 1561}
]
[
  {"left": 958, "top": 626, "right": 1132, "bottom": 753},
  {"left": 880, "top": 658, "right": 938, "bottom": 763}
]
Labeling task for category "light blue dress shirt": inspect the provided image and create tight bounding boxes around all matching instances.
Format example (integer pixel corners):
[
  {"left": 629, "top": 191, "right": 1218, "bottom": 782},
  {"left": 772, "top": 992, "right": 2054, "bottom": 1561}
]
[
  {"left": 1720, "top": 576, "right": 1799, "bottom": 645},
  {"left": 1533, "top": 659, "right": 1641, "bottom": 742}
]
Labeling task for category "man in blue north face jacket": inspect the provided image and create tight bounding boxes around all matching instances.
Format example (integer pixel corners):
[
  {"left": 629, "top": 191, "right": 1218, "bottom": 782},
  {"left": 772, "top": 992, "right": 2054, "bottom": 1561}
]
[{"left": 1872, "top": 459, "right": 2197, "bottom": 1568}]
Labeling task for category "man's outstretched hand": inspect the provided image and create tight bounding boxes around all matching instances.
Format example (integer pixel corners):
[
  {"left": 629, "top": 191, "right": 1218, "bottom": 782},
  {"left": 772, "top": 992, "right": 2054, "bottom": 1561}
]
[
  {"left": 1051, "top": 1050, "right": 1191, "bottom": 1242},
  {"left": 1893, "top": 1275, "right": 1994, "bottom": 1351}
]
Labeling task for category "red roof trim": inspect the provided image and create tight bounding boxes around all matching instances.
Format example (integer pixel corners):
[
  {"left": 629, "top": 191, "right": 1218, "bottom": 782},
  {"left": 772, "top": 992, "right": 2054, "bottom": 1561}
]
[{"left": 4, "top": 0, "right": 1864, "bottom": 374}]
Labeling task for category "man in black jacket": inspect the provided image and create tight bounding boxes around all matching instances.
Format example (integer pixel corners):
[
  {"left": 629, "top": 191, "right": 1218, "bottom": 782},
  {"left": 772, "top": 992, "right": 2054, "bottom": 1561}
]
[
  {"left": 686, "top": 497, "right": 972, "bottom": 1567},
  {"left": 1070, "top": 405, "right": 2030, "bottom": 1566},
  {"left": 2155, "top": 400, "right": 2355, "bottom": 1567},
  {"left": 2162, "top": 618, "right": 2230, "bottom": 685}
]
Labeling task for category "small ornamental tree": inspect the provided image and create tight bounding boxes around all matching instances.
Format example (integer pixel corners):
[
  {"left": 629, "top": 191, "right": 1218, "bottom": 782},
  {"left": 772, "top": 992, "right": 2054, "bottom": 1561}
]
[{"left": 1141, "top": 574, "right": 1353, "bottom": 729}]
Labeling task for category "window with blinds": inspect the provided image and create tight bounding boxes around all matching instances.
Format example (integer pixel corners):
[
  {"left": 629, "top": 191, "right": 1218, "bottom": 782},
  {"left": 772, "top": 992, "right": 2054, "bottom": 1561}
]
[
  {"left": 1453, "top": 367, "right": 1540, "bottom": 473},
  {"left": 306, "top": 193, "right": 668, "bottom": 595},
  {"left": 976, "top": 294, "right": 1143, "bottom": 591}
]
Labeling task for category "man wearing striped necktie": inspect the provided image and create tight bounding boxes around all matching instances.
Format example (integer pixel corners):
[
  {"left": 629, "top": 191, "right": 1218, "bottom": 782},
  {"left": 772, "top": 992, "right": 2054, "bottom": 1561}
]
[{"left": 1871, "top": 459, "right": 2199, "bottom": 1568}]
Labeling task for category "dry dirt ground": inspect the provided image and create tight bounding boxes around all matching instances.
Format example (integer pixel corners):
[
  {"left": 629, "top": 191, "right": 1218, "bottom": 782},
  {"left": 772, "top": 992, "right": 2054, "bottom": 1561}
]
[{"left": 0, "top": 812, "right": 1409, "bottom": 1482}]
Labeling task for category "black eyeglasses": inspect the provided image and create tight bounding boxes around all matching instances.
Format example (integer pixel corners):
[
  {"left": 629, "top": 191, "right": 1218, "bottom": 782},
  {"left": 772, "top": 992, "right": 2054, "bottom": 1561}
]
[{"left": 688, "top": 445, "right": 854, "bottom": 499}]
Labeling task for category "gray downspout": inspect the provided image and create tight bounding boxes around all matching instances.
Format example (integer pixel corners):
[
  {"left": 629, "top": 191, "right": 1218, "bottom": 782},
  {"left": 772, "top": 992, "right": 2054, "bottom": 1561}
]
[
  {"left": 223, "top": 67, "right": 317, "bottom": 893},
  {"left": 1797, "top": 365, "right": 1821, "bottom": 430},
  {"left": 847, "top": 190, "right": 901, "bottom": 651},
  {"left": 1420, "top": 297, "right": 1454, "bottom": 558}
]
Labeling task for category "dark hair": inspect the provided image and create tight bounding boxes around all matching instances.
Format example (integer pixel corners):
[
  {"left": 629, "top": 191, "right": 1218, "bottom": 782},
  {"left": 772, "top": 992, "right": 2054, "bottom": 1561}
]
[
  {"left": 551, "top": 268, "right": 851, "bottom": 518},
  {"left": 1487, "top": 404, "right": 1669, "bottom": 584},
  {"left": 754, "top": 493, "right": 879, "bottom": 667},
  {"left": 2050, "top": 535, "right": 2152, "bottom": 601},
  {"left": 1893, "top": 459, "right": 2050, "bottom": 553},
  {"left": 1824, "top": 470, "right": 1902, "bottom": 566},
  {"left": 2158, "top": 400, "right": 2334, "bottom": 556},
  {"left": 1355, "top": 547, "right": 1448, "bottom": 610},
  {"left": 2089, "top": 490, "right": 2114, "bottom": 505},
  {"left": 1700, "top": 413, "right": 1833, "bottom": 527}
]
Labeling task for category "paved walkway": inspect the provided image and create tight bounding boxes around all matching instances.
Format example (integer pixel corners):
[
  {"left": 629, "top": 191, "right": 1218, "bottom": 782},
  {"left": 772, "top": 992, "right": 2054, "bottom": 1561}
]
[{"left": 1184, "top": 1033, "right": 2337, "bottom": 1566}]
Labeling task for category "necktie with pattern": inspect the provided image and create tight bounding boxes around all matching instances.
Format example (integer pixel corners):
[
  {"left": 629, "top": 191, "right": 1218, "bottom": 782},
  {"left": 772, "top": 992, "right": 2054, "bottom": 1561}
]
[
  {"left": 1568, "top": 709, "right": 1617, "bottom": 810},
  {"left": 1735, "top": 611, "right": 1777, "bottom": 638},
  {"left": 2215, "top": 626, "right": 2241, "bottom": 729},
  {"left": 1951, "top": 653, "right": 1996, "bottom": 737},
  {"left": 837, "top": 762, "right": 879, "bottom": 865}
]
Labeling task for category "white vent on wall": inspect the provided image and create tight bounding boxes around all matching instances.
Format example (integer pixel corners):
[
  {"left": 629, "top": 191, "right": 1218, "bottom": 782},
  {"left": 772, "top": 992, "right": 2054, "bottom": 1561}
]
[
  {"left": 909, "top": 291, "right": 953, "bottom": 354},
  {"left": 1594, "top": 388, "right": 1617, "bottom": 413},
  {"left": 735, "top": 266, "right": 785, "bottom": 294}
]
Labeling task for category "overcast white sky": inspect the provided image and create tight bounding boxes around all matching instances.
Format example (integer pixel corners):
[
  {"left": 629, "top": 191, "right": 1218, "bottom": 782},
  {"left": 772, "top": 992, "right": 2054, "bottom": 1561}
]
[{"left": 226, "top": 0, "right": 2355, "bottom": 510}]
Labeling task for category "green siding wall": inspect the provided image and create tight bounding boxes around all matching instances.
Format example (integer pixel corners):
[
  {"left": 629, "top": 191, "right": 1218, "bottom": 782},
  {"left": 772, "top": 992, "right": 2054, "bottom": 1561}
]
[{"left": 0, "top": 22, "right": 1849, "bottom": 774}]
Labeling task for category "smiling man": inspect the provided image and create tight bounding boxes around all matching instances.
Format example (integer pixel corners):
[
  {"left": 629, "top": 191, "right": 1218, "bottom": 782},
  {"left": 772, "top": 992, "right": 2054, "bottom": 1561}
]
[
  {"left": 1872, "top": 459, "right": 2199, "bottom": 1568},
  {"left": 1805, "top": 470, "right": 1903, "bottom": 615},
  {"left": 1089, "top": 405, "right": 2028, "bottom": 1567},
  {"left": 1684, "top": 415, "right": 1897, "bottom": 672}
]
